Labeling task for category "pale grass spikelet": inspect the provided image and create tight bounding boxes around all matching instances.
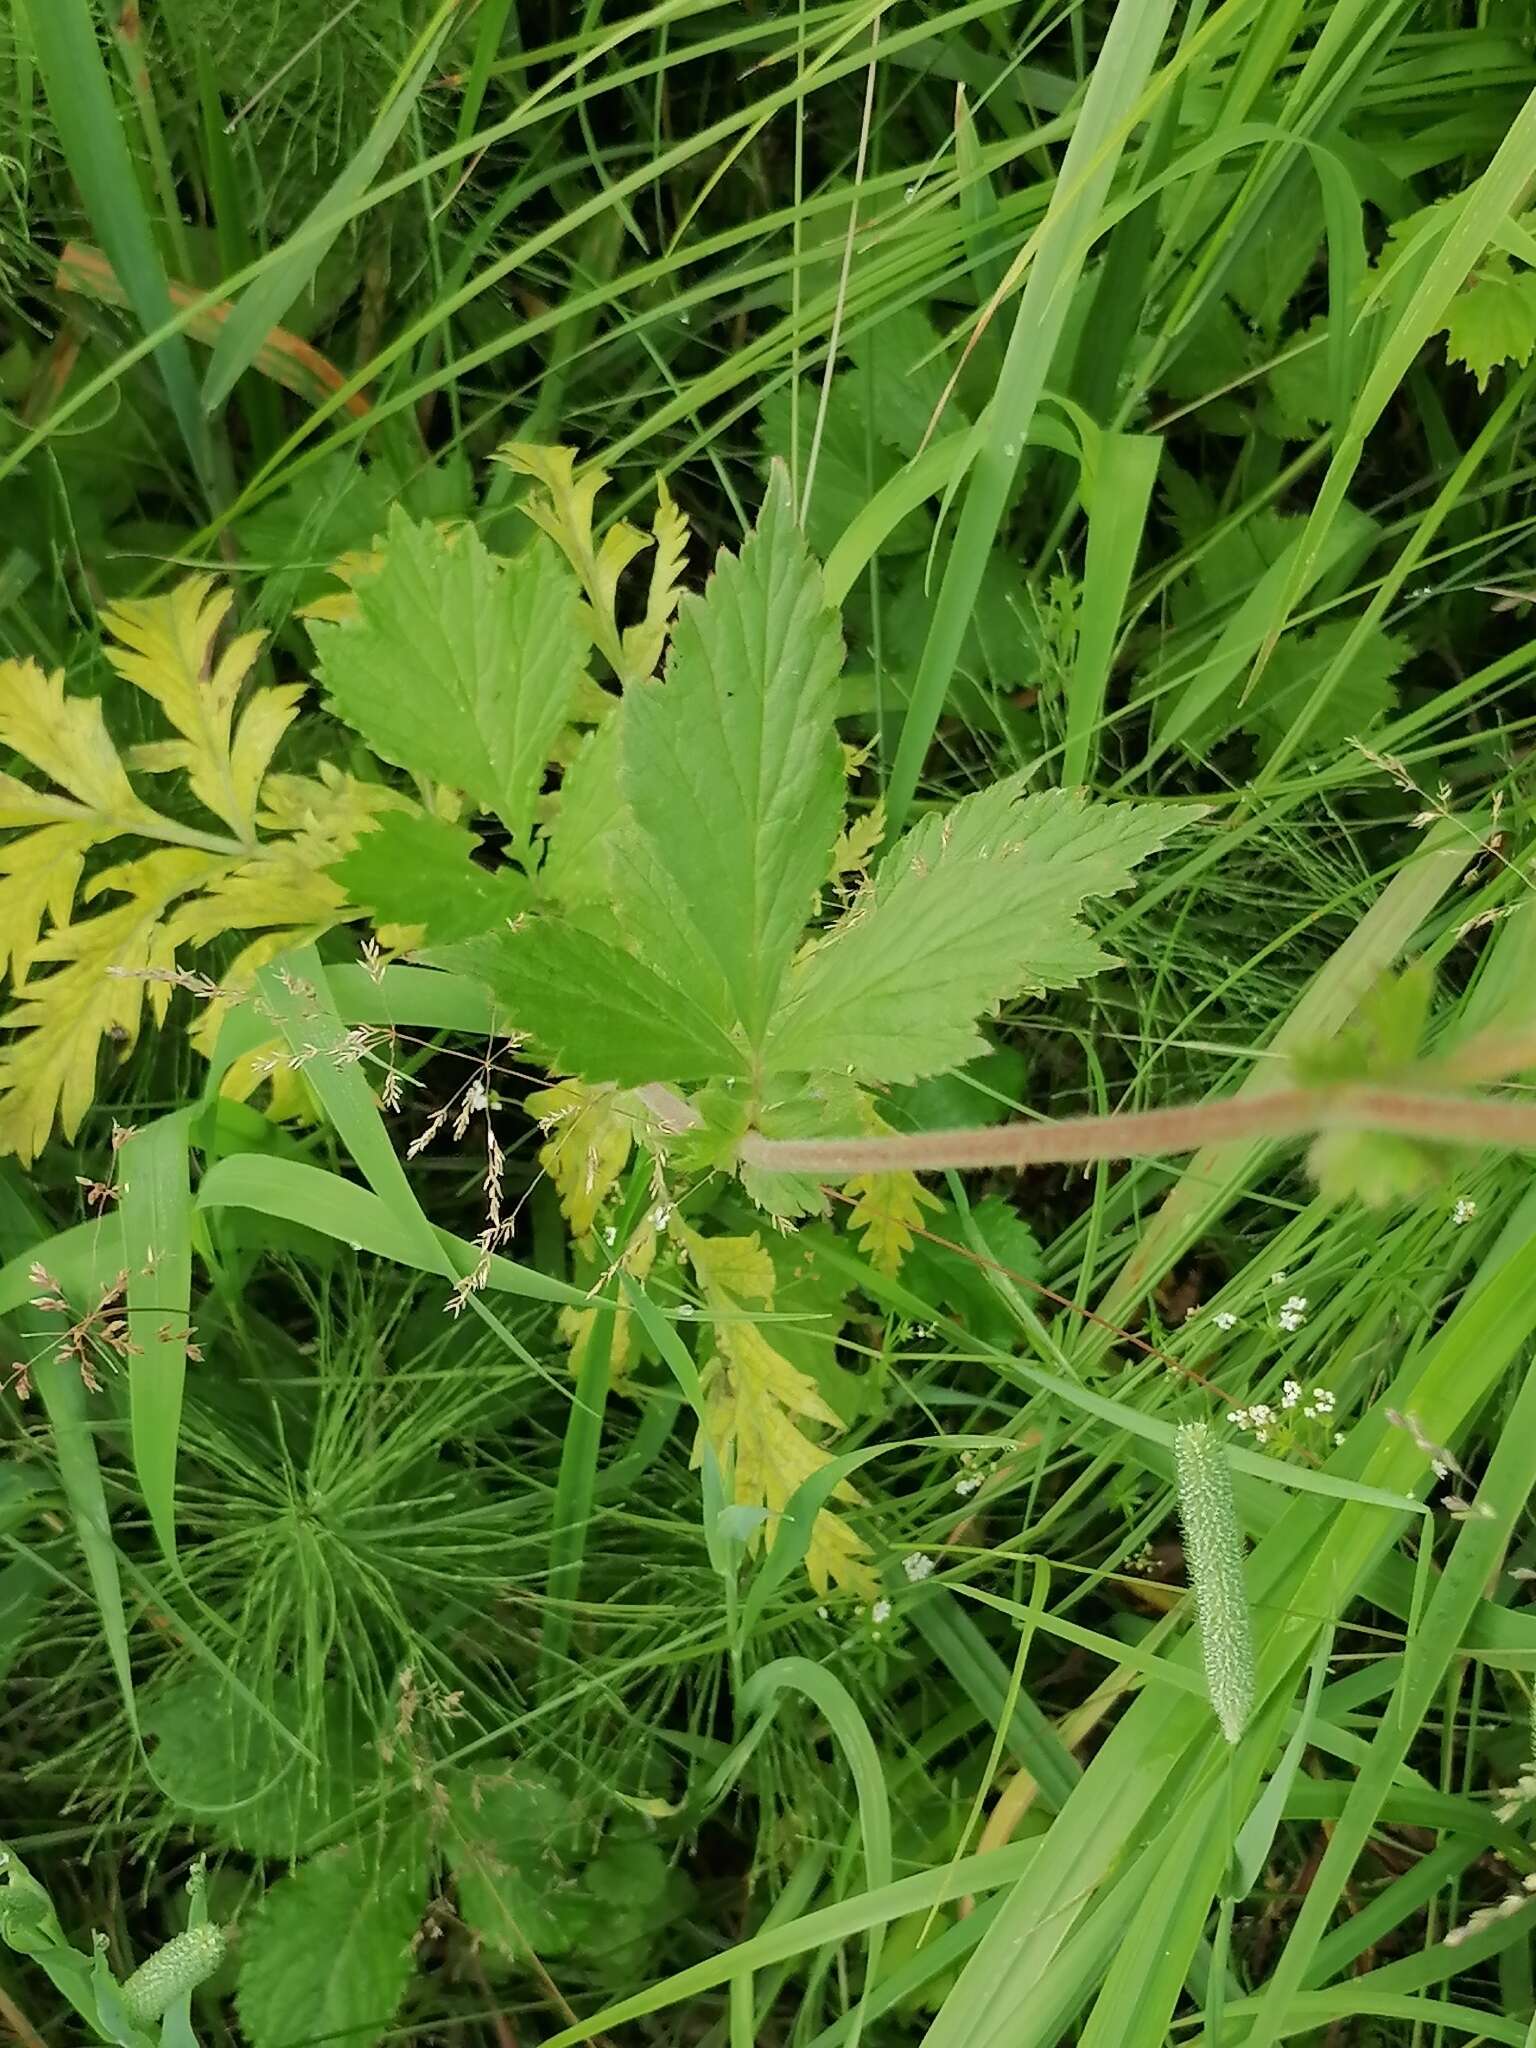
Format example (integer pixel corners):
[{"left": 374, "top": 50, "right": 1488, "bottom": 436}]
[
  {"left": 1175, "top": 1422, "right": 1255, "bottom": 1745},
  {"left": 118, "top": 1922, "right": 228, "bottom": 2025}
]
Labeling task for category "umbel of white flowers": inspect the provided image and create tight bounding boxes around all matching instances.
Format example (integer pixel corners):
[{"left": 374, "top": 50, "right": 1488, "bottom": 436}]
[{"left": 1175, "top": 1422, "right": 1256, "bottom": 1745}]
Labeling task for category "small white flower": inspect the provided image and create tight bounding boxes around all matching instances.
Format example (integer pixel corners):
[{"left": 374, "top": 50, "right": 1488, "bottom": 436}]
[
  {"left": 1333, "top": 1431, "right": 1346, "bottom": 1446},
  {"left": 1311, "top": 1387, "right": 1335, "bottom": 1413},
  {"left": 816, "top": 1605, "right": 829, "bottom": 1619},
  {"left": 1269, "top": 1270, "right": 1288, "bottom": 1287},
  {"left": 1281, "top": 1379, "right": 1301, "bottom": 1410},
  {"left": 1214, "top": 1310, "right": 1239, "bottom": 1332},
  {"left": 903, "top": 1552, "right": 936, "bottom": 1583},
  {"left": 1184, "top": 1305, "right": 1199, "bottom": 1323},
  {"left": 955, "top": 1475, "right": 981, "bottom": 1496},
  {"left": 1278, "top": 1295, "right": 1308, "bottom": 1333},
  {"left": 1431, "top": 1458, "right": 1449, "bottom": 1479},
  {"left": 1452, "top": 1197, "right": 1478, "bottom": 1227},
  {"left": 601, "top": 1225, "right": 617, "bottom": 1246},
  {"left": 1255, "top": 1427, "right": 1270, "bottom": 1443},
  {"left": 651, "top": 1204, "right": 672, "bottom": 1229},
  {"left": 871, "top": 1598, "right": 892, "bottom": 1625},
  {"left": 1226, "top": 1410, "right": 1246, "bottom": 1426},
  {"left": 1249, "top": 1404, "right": 1274, "bottom": 1426},
  {"left": 912, "top": 1323, "right": 932, "bottom": 1338}
]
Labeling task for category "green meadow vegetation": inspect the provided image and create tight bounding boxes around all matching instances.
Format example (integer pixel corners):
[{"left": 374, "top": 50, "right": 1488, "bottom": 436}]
[{"left": 5, "top": 2, "right": 1536, "bottom": 2044}]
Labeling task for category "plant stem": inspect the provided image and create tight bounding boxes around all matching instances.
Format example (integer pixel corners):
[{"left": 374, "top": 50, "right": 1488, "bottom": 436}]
[{"left": 739, "top": 1084, "right": 1536, "bottom": 1177}]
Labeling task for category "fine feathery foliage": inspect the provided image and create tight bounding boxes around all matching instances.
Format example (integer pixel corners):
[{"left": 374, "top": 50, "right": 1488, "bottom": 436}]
[{"left": 0, "top": 581, "right": 406, "bottom": 1159}]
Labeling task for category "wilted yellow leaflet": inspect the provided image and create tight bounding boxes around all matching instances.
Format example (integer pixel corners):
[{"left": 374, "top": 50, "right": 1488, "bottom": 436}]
[{"left": 682, "top": 1229, "right": 875, "bottom": 1599}]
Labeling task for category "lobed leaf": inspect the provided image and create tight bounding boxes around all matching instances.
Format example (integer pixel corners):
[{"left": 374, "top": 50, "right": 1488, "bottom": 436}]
[
  {"left": 236, "top": 1843, "right": 423, "bottom": 2048},
  {"left": 102, "top": 578, "right": 279, "bottom": 841}
]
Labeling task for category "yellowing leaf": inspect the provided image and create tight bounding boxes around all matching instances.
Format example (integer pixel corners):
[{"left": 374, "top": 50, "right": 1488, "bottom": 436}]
[
  {"left": 683, "top": 1226, "right": 873, "bottom": 1598},
  {"left": 101, "top": 578, "right": 278, "bottom": 840},
  {"left": 0, "top": 822, "right": 95, "bottom": 984},
  {"left": 559, "top": 1223, "right": 657, "bottom": 1379},
  {"left": 832, "top": 798, "right": 885, "bottom": 880},
  {"left": 0, "top": 658, "right": 157, "bottom": 827},
  {"left": 845, "top": 1170, "right": 941, "bottom": 1273},
  {"left": 0, "top": 848, "right": 229, "bottom": 1161},
  {"left": 527, "top": 1078, "right": 636, "bottom": 1238},
  {"left": 701, "top": 1320, "right": 875, "bottom": 1599},
  {"left": 497, "top": 443, "right": 686, "bottom": 687},
  {"left": 618, "top": 475, "right": 690, "bottom": 683},
  {"left": 678, "top": 1226, "right": 775, "bottom": 1305}
]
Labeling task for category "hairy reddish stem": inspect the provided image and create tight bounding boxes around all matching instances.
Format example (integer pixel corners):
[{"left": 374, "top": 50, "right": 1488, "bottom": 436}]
[{"left": 738, "top": 1085, "right": 1536, "bottom": 1176}]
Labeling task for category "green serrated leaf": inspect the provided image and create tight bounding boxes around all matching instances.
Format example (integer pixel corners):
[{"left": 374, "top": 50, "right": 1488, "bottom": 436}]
[
  {"left": 1441, "top": 255, "right": 1536, "bottom": 390},
  {"left": 541, "top": 719, "right": 625, "bottom": 911},
  {"left": 235, "top": 1842, "right": 423, "bottom": 2048},
  {"left": 621, "top": 467, "right": 845, "bottom": 1045},
  {"left": 765, "top": 783, "right": 1195, "bottom": 1085},
  {"left": 312, "top": 511, "right": 585, "bottom": 848},
  {"left": 758, "top": 383, "right": 925, "bottom": 559},
  {"left": 443, "top": 920, "right": 746, "bottom": 1085},
  {"left": 142, "top": 1675, "right": 362, "bottom": 1859},
  {"left": 1241, "top": 620, "right": 1407, "bottom": 762},
  {"left": 332, "top": 812, "right": 525, "bottom": 943},
  {"left": 443, "top": 1772, "right": 593, "bottom": 1961}
]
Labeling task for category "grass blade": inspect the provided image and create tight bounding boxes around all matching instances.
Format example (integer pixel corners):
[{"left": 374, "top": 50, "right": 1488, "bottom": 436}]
[
  {"left": 201, "top": 5, "right": 459, "bottom": 411},
  {"left": 120, "top": 1113, "right": 193, "bottom": 1569},
  {"left": 883, "top": 0, "right": 1176, "bottom": 833},
  {"left": 18, "top": 0, "right": 212, "bottom": 493}
]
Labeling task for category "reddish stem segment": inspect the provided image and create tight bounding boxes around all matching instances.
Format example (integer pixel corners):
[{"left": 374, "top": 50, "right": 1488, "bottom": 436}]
[{"left": 738, "top": 1086, "right": 1536, "bottom": 1176}]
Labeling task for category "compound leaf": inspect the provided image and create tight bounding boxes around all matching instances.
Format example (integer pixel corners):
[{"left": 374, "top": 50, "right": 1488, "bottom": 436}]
[
  {"left": 102, "top": 579, "right": 281, "bottom": 841},
  {"left": 447, "top": 920, "right": 746, "bottom": 1086}
]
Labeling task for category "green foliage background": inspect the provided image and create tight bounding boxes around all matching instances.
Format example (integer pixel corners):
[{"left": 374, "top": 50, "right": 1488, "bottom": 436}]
[{"left": 5, "top": 3, "right": 1536, "bottom": 2046}]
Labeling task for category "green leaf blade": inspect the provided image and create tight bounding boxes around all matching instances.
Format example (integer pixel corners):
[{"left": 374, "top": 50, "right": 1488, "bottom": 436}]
[
  {"left": 447, "top": 921, "right": 747, "bottom": 1086},
  {"left": 236, "top": 1843, "right": 423, "bottom": 2048},
  {"left": 313, "top": 513, "right": 585, "bottom": 850},
  {"left": 766, "top": 786, "right": 1198, "bottom": 1086},
  {"left": 620, "top": 468, "right": 844, "bottom": 1047},
  {"left": 332, "top": 812, "right": 526, "bottom": 943}
]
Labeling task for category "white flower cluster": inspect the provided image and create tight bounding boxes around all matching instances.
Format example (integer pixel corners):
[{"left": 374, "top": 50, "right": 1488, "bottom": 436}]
[
  {"left": 1452, "top": 1196, "right": 1478, "bottom": 1227},
  {"left": 1228, "top": 1384, "right": 1338, "bottom": 1445},
  {"left": 902, "top": 1552, "right": 936, "bottom": 1583},
  {"left": 1276, "top": 1294, "right": 1308, "bottom": 1332},
  {"left": 1280, "top": 1380, "right": 1335, "bottom": 1420},
  {"left": 954, "top": 1446, "right": 1002, "bottom": 1497}
]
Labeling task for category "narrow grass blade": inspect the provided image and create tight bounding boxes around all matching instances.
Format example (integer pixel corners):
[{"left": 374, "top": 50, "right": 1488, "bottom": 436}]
[
  {"left": 56, "top": 244, "right": 373, "bottom": 418},
  {"left": 32, "top": 1334, "right": 138, "bottom": 1733},
  {"left": 195, "top": 1155, "right": 586, "bottom": 1309},
  {"left": 883, "top": 0, "right": 1177, "bottom": 833},
  {"left": 737, "top": 1657, "right": 892, "bottom": 2048},
  {"left": 201, "top": 6, "right": 458, "bottom": 411},
  {"left": 540, "top": 1275, "right": 616, "bottom": 1685},
  {"left": 18, "top": 0, "right": 211, "bottom": 493},
  {"left": 120, "top": 1114, "right": 193, "bottom": 1568},
  {"left": 1063, "top": 430, "right": 1160, "bottom": 786}
]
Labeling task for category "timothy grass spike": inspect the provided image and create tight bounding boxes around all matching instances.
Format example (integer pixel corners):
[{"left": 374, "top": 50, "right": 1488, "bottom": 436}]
[{"left": 1175, "top": 1423, "right": 1255, "bottom": 1746}]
